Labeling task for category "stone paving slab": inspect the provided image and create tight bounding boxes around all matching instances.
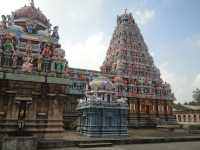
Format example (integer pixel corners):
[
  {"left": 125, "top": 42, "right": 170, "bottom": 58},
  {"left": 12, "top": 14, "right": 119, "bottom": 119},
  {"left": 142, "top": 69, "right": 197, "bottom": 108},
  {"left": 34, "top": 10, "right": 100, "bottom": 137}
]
[
  {"left": 38, "top": 129, "right": 200, "bottom": 149},
  {"left": 40, "top": 141, "right": 200, "bottom": 150}
]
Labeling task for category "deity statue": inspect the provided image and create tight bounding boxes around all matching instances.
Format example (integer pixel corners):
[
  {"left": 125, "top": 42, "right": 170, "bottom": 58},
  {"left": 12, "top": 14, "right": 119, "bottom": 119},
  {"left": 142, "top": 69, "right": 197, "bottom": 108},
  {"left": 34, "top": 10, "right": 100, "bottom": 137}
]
[
  {"left": 51, "top": 26, "right": 59, "bottom": 42},
  {"left": 26, "top": 41, "right": 32, "bottom": 58},
  {"left": 42, "top": 44, "right": 51, "bottom": 58},
  {"left": 54, "top": 48, "right": 65, "bottom": 73},
  {"left": 42, "top": 44, "right": 52, "bottom": 72},
  {"left": 15, "top": 30, "right": 22, "bottom": 45},
  {"left": 26, "top": 21, "right": 36, "bottom": 34},
  {"left": 26, "top": 23, "right": 33, "bottom": 33},
  {"left": 117, "top": 16, "right": 121, "bottom": 25},
  {"left": 7, "top": 15, "right": 13, "bottom": 26},
  {"left": 37, "top": 55, "right": 43, "bottom": 71},
  {"left": 1, "top": 15, "right": 7, "bottom": 29},
  {"left": 22, "top": 56, "right": 33, "bottom": 73},
  {"left": 12, "top": 49, "right": 18, "bottom": 67},
  {"left": 3, "top": 38, "right": 14, "bottom": 66},
  {"left": 43, "top": 57, "right": 50, "bottom": 73},
  {"left": 3, "top": 39, "right": 14, "bottom": 52},
  {"left": 63, "top": 61, "right": 69, "bottom": 75},
  {"left": 50, "top": 46, "right": 58, "bottom": 72}
]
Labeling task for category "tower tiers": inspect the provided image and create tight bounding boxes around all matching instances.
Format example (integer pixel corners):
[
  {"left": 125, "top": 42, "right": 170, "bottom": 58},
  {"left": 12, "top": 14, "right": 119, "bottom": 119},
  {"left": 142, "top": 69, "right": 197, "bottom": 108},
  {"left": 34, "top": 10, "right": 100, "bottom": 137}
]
[
  {"left": 101, "top": 11, "right": 174, "bottom": 100},
  {"left": 100, "top": 11, "right": 176, "bottom": 127}
]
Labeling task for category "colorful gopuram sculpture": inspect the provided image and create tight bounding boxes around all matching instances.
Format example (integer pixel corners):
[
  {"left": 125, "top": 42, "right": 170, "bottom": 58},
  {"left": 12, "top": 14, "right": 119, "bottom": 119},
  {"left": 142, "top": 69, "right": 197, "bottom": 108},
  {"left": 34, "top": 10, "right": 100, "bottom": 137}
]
[
  {"left": 100, "top": 11, "right": 176, "bottom": 127},
  {"left": 0, "top": 1, "right": 69, "bottom": 138}
]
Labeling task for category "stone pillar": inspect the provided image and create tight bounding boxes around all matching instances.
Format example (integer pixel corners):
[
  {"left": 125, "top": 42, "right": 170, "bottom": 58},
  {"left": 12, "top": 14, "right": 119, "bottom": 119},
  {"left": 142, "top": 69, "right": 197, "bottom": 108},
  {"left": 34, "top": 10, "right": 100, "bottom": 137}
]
[{"left": 137, "top": 99, "right": 140, "bottom": 125}]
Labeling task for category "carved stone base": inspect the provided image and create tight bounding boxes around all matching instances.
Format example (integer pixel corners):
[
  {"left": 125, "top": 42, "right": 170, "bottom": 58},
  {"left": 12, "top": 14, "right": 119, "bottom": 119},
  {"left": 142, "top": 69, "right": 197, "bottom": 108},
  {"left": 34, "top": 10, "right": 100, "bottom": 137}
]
[{"left": 1, "top": 137, "right": 37, "bottom": 150}]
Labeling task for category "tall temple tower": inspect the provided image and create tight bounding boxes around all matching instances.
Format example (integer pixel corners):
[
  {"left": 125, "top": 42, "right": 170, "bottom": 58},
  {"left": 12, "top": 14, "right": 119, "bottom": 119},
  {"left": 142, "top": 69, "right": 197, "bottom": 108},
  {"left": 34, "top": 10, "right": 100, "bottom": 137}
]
[{"left": 101, "top": 11, "right": 176, "bottom": 127}]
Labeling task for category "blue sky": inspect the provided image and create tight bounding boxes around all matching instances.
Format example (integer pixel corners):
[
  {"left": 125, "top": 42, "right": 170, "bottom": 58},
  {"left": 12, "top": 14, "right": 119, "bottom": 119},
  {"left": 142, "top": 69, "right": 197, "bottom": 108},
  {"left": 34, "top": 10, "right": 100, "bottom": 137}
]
[{"left": 0, "top": 0, "right": 200, "bottom": 103}]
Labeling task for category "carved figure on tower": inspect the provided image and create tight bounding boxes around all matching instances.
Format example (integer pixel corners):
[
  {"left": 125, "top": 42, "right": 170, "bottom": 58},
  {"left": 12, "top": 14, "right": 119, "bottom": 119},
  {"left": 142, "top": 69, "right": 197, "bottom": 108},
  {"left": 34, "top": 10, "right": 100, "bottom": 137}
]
[
  {"left": 55, "top": 48, "right": 65, "bottom": 73},
  {"left": 3, "top": 38, "right": 14, "bottom": 53},
  {"left": 7, "top": 15, "right": 14, "bottom": 26},
  {"left": 22, "top": 40, "right": 33, "bottom": 72},
  {"left": 12, "top": 49, "right": 18, "bottom": 67},
  {"left": 51, "top": 26, "right": 59, "bottom": 42},
  {"left": 51, "top": 46, "right": 58, "bottom": 72},
  {"left": 42, "top": 44, "right": 51, "bottom": 58},
  {"left": 26, "top": 40, "right": 33, "bottom": 58},
  {"left": 42, "top": 44, "right": 51, "bottom": 72},
  {"left": 37, "top": 55, "right": 43, "bottom": 71},
  {"left": 1, "top": 15, "right": 7, "bottom": 29},
  {"left": 22, "top": 56, "right": 33, "bottom": 72},
  {"left": 26, "top": 21, "right": 34, "bottom": 33}
]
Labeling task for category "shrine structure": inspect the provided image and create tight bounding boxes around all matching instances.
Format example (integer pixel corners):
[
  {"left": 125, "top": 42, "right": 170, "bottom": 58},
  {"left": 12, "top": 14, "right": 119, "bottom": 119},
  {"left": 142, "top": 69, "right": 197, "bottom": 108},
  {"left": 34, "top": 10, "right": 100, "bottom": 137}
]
[
  {"left": 78, "top": 76, "right": 128, "bottom": 137},
  {"left": 0, "top": 1, "right": 68, "bottom": 138}
]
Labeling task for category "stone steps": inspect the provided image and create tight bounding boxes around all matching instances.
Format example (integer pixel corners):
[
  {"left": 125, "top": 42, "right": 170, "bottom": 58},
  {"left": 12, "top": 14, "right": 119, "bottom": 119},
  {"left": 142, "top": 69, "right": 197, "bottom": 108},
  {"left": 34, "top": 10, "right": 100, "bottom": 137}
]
[{"left": 78, "top": 142, "right": 113, "bottom": 148}]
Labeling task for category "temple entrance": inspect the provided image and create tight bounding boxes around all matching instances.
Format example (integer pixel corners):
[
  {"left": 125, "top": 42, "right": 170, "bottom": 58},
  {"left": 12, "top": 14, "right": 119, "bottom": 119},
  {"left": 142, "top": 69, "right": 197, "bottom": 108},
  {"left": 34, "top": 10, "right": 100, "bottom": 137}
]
[
  {"left": 146, "top": 105, "right": 150, "bottom": 114},
  {"left": 15, "top": 97, "right": 32, "bottom": 136}
]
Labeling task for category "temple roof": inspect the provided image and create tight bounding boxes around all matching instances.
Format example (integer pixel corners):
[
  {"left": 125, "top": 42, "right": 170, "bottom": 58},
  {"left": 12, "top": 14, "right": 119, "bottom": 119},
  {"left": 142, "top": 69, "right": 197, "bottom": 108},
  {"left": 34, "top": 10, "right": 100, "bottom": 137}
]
[
  {"left": 117, "top": 9, "right": 135, "bottom": 25},
  {"left": 174, "top": 104, "right": 200, "bottom": 111},
  {"left": 90, "top": 76, "right": 114, "bottom": 91},
  {"left": 13, "top": 1, "right": 49, "bottom": 27}
]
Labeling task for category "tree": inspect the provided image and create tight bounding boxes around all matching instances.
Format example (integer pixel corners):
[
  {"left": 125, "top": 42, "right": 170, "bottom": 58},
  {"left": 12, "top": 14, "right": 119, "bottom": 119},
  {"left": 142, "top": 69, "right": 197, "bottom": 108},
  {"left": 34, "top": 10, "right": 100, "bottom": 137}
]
[{"left": 192, "top": 88, "right": 200, "bottom": 103}]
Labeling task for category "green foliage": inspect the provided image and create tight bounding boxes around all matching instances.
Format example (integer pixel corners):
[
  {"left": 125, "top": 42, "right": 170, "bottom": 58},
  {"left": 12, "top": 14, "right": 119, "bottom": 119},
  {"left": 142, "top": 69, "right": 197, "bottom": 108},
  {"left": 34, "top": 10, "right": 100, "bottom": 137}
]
[{"left": 192, "top": 88, "right": 200, "bottom": 103}]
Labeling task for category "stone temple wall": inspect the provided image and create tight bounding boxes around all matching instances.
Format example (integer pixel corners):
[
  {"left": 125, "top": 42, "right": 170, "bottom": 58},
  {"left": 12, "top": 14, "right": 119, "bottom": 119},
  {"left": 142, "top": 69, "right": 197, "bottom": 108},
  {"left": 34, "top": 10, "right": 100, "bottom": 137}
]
[{"left": 0, "top": 72, "right": 68, "bottom": 138}]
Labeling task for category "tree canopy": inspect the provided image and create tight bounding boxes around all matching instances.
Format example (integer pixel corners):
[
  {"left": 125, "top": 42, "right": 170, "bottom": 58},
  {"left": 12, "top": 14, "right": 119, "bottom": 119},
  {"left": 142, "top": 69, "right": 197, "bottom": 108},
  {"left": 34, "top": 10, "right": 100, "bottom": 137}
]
[{"left": 192, "top": 88, "right": 200, "bottom": 103}]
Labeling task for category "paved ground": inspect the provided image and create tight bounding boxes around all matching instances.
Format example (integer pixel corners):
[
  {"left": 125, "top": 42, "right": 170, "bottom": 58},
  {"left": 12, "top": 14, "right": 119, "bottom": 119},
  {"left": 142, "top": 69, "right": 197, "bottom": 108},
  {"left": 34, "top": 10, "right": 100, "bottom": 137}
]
[
  {"left": 46, "top": 142, "right": 200, "bottom": 150},
  {"left": 62, "top": 129, "right": 198, "bottom": 141}
]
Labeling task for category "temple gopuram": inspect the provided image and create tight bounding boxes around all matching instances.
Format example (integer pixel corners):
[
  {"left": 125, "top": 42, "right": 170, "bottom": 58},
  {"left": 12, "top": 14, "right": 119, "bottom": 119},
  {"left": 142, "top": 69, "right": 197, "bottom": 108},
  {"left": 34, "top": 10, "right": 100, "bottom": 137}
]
[
  {"left": 100, "top": 12, "right": 176, "bottom": 127},
  {"left": 0, "top": 1, "right": 176, "bottom": 138},
  {"left": 66, "top": 12, "right": 177, "bottom": 127}
]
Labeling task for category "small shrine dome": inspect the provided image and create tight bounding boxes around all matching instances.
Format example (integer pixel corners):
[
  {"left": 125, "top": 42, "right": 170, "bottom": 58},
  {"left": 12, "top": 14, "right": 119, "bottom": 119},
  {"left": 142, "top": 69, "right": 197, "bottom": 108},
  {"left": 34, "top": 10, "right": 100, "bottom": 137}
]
[
  {"left": 89, "top": 76, "right": 114, "bottom": 91},
  {"left": 13, "top": 3, "right": 49, "bottom": 27},
  {"left": 117, "top": 9, "right": 135, "bottom": 25}
]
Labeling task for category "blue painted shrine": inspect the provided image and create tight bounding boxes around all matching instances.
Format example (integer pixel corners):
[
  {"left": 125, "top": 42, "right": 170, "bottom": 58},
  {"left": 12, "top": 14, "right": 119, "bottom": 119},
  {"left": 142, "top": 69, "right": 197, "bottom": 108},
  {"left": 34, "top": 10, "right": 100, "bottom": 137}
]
[{"left": 77, "top": 76, "right": 128, "bottom": 137}]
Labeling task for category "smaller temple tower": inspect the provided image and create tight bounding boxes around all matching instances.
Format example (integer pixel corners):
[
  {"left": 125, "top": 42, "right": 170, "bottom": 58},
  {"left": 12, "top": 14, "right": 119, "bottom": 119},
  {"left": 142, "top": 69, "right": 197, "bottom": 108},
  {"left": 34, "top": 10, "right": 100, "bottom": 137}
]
[{"left": 77, "top": 76, "right": 128, "bottom": 137}]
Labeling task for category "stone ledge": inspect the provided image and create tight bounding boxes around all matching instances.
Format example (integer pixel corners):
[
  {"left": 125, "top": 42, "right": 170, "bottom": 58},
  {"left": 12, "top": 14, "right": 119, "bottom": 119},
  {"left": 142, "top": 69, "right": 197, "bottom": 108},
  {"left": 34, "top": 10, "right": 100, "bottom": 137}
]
[
  {"left": 1, "top": 137, "right": 38, "bottom": 150},
  {"left": 37, "top": 136, "right": 200, "bottom": 149}
]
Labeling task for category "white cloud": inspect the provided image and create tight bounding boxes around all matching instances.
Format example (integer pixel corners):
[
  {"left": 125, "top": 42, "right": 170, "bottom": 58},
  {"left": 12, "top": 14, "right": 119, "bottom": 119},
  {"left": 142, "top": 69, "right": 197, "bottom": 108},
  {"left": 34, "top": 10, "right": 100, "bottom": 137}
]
[
  {"left": 159, "top": 62, "right": 193, "bottom": 103},
  {"left": 134, "top": 9, "right": 155, "bottom": 26},
  {"left": 64, "top": 32, "right": 109, "bottom": 70},
  {"left": 192, "top": 73, "right": 200, "bottom": 89}
]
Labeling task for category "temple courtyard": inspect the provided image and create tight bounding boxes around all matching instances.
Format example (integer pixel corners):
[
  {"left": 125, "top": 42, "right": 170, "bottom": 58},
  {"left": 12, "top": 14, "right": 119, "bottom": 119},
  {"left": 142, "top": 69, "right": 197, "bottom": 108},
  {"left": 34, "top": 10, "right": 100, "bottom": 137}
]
[
  {"left": 35, "top": 129, "right": 200, "bottom": 149},
  {"left": 43, "top": 142, "right": 200, "bottom": 150},
  {"left": 61, "top": 128, "right": 200, "bottom": 140}
]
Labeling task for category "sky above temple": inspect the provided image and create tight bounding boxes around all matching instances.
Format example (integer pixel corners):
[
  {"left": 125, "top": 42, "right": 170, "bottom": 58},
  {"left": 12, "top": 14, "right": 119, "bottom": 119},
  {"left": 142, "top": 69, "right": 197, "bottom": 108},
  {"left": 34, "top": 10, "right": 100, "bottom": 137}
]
[{"left": 0, "top": 0, "right": 200, "bottom": 103}]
